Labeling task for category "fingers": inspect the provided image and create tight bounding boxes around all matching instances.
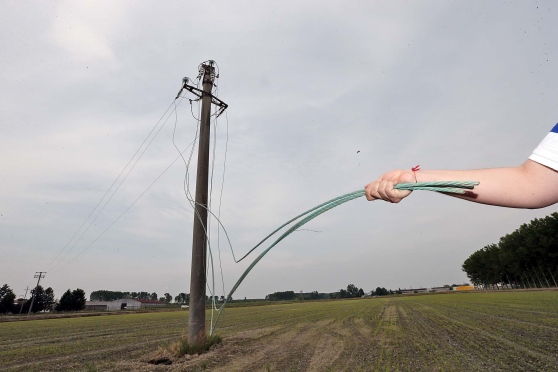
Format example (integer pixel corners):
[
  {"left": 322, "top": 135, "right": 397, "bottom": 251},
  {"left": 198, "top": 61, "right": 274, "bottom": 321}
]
[
  {"left": 365, "top": 180, "right": 412, "bottom": 203},
  {"left": 365, "top": 180, "right": 394, "bottom": 202},
  {"left": 365, "top": 169, "right": 415, "bottom": 203}
]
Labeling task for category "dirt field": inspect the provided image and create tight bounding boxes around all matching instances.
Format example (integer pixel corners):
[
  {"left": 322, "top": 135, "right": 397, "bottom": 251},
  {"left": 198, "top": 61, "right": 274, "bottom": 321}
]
[{"left": 1, "top": 290, "right": 558, "bottom": 371}]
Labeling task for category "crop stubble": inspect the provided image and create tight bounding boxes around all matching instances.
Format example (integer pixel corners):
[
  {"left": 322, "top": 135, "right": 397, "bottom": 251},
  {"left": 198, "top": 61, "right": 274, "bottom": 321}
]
[{"left": 1, "top": 291, "right": 557, "bottom": 371}]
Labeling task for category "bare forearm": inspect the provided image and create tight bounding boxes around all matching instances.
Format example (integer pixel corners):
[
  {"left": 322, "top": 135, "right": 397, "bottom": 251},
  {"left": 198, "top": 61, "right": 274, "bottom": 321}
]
[
  {"left": 365, "top": 160, "right": 558, "bottom": 209},
  {"left": 415, "top": 160, "right": 558, "bottom": 208}
]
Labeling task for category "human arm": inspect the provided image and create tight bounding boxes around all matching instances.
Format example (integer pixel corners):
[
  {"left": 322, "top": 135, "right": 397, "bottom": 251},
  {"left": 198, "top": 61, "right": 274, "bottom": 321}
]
[{"left": 364, "top": 160, "right": 558, "bottom": 209}]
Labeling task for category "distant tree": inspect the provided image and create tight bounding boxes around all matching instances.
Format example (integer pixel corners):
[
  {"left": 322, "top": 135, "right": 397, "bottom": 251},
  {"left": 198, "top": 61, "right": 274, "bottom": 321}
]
[
  {"left": 375, "top": 287, "right": 389, "bottom": 296},
  {"left": 0, "top": 284, "right": 16, "bottom": 314},
  {"left": 339, "top": 289, "right": 348, "bottom": 298},
  {"left": 219, "top": 295, "right": 225, "bottom": 302},
  {"left": 44, "top": 287, "right": 55, "bottom": 311},
  {"left": 346, "top": 284, "right": 359, "bottom": 298},
  {"left": 56, "top": 290, "right": 74, "bottom": 312},
  {"left": 174, "top": 293, "right": 189, "bottom": 304},
  {"left": 164, "top": 293, "right": 172, "bottom": 304},
  {"left": 23, "top": 285, "right": 47, "bottom": 313},
  {"left": 137, "top": 292, "right": 150, "bottom": 300},
  {"left": 90, "top": 290, "right": 168, "bottom": 301},
  {"left": 358, "top": 288, "right": 365, "bottom": 297},
  {"left": 462, "top": 213, "right": 558, "bottom": 288},
  {"left": 90, "top": 290, "right": 128, "bottom": 301},
  {"left": 266, "top": 291, "right": 295, "bottom": 301},
  {"left": 73, "top": 289, "right": 86, "bottom": 310},
  {"left": 56, "top": 288, "right": 86, "bottom": 311}
]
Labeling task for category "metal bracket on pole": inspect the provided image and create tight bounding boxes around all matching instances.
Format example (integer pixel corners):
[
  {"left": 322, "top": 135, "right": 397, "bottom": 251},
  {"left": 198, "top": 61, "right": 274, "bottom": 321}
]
[{"left": 175, "top": 79, "right": 228, "bottom": 117}]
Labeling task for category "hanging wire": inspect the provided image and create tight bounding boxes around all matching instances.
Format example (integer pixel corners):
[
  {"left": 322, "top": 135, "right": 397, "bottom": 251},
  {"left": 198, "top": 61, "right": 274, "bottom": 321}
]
[
  {"left": 47, "top": 97, "right": 186, "bottom": 272},
  {"left": 216, "top": 111, "right": 230, "bottom": 299},
  {"left": 209, "top": 181, "right": 480, "bottom": 335},
  {"left": 50, "top": 134, "right": 201, "bottom": 272},
  {"left": 44, "top": 63, "right": 480, "bottom": 339}
]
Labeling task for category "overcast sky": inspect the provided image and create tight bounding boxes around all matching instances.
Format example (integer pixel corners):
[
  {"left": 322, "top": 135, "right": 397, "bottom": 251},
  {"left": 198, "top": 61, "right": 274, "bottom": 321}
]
[{"left": 1, "top": 1, "right": 557, "bottom": 301}]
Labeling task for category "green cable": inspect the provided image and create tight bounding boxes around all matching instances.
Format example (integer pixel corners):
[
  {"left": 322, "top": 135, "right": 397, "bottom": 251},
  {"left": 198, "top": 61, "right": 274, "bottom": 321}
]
[{"left": 209, "top": 180, "right": 479, "bottom": 335}]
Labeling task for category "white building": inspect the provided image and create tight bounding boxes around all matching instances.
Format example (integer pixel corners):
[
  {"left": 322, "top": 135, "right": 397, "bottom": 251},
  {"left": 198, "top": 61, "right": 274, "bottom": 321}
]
[{"left": 85, "top": 298, "right": 165, "bottom": 311}]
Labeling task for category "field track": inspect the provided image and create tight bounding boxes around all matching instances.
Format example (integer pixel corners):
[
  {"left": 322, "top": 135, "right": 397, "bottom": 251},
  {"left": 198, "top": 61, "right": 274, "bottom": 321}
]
[{"left": 1, "top": 290, "right": 557, "bottom": 371}]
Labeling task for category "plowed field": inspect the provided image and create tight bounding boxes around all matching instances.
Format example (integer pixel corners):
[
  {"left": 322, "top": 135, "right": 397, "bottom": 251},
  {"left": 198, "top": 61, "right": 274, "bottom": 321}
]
[{"left": 1, "top": 290, "right": 557, "bottom": 371}]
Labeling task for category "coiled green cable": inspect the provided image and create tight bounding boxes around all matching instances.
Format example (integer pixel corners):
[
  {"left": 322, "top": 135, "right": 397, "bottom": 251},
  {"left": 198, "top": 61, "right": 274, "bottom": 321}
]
[{"left": 210, "top": 180, "right": 479, "bottom": 334}]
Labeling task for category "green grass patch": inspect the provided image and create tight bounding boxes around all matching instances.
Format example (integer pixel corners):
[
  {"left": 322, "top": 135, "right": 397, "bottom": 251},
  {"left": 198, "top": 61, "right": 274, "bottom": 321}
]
[{"left": 175, "top": 334, "right": 222, "bottom": 356}]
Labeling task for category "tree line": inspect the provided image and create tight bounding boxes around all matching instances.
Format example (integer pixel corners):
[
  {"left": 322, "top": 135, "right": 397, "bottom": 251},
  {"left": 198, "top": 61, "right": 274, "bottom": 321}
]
[
  {"left": 89, "top": 290, "right": 228, "bottom": 304},
  {"left": 0, "top": 284, "right": 86, "bottom": 314},
  {"left": 462, "top": 212, "right": 558, "bottom": 289},
  {"left": 89, "top": 290, "right": 169, "bottom": 302},
  {"left": 266, "top": 284, "right": 397, "bottom": 301}
]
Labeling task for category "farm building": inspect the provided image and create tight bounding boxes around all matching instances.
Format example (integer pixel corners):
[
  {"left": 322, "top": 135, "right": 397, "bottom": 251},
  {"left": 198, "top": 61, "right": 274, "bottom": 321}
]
[
  {"left": 108, "top": 299, "right": 142, "bottom": 310},
  {"left": 84, "top": 301, "right": 110, "bottom": 311},
  {"left": 455, "top": 285, "right": 475, "bottom": 291},
  {"left": 400, "top": 288, "right": 428, "bottom": 294},
  {"left": 84, "top": 299, "right": 165, "bottom": 311},
  {"left": 430, "top": 287, "right": 451, "bottom": 292},
  {"left": 136, "top": 299, "right": 165, "bottom": 308}
]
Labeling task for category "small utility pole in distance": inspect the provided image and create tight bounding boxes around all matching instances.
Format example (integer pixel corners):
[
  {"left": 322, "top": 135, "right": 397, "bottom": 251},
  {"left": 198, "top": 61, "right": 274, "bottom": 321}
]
[
  {"left": 19, "top": 286, "right": 29, "bottom": 315},
  {"left": 27, "top": 272, "right": 46, "bottom": 316}
]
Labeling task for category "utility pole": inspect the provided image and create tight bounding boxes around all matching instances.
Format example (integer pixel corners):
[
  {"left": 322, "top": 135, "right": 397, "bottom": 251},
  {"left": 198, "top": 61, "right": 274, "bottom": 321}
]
[
  {"left": 27, "top": 272, "right": 46, "bottom": 316},
  {"left": 18, "top": 286, "right": 29, "bottom": 315},
  {"left": 175, "top": 61, "right": 227, "bottom": 346}
]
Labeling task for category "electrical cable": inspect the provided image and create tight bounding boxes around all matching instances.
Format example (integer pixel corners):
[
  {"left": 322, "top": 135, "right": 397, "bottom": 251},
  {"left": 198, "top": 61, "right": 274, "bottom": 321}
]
[
  {"left": 50, "top": 139, "right": 200, "bottom": 272},
  {"left": 216, "top": 111, "right": 229, "bottom": 299},
  {"left": 209, "top": 181, "right": 480, "bottom": 335},
  {"left": 46, "top": 98, "right": 184, "bottom": 271}
]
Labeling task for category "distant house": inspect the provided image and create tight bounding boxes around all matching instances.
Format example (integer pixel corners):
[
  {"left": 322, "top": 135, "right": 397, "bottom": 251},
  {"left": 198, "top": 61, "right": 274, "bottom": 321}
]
[{"left": 454, "top": 285, "right": 475, "bottom": 291}]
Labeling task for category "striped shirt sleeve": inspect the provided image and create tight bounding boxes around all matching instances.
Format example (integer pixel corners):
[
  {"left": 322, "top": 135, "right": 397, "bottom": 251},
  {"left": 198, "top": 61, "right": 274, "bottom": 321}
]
[{"left": 529, "top": 123, "right": 558, "bottom": 171}]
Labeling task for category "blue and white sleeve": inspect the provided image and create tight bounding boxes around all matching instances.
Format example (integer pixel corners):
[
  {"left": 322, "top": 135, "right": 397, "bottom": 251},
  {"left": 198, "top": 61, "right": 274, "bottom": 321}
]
[{"left": 529, "top": 123, "right": 558, "bottom": 171}]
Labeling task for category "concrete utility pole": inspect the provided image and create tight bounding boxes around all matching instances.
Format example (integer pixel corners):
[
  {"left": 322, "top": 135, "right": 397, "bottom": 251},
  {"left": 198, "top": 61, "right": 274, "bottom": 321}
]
[
  {"left": 27, "top": 272, "right": 46, "bottom": 316},
  {"left": 188, "top": 62, "right": 216, "bottom": 345},
  {"left": 18, "top": 286, "right": 29, "bottom": 315}
]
